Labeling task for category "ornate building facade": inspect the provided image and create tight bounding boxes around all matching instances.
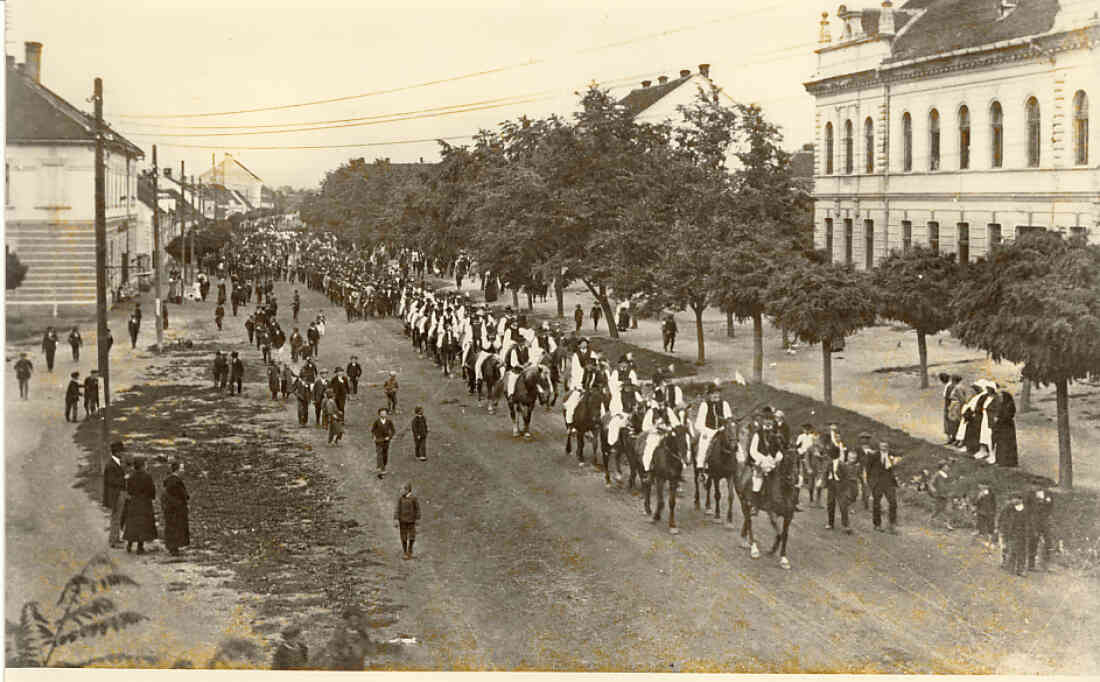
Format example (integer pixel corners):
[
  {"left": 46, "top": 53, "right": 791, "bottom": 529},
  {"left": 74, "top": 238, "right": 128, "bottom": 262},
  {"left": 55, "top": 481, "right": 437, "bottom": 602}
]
[{"left": 804, "top": 0, "right": 1099, "bottom": 268}]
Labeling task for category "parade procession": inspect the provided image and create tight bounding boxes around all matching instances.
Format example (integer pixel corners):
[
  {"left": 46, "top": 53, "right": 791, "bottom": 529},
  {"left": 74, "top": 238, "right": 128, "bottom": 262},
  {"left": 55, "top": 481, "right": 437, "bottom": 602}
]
[{"left": 6, "top": 0, "right": 1100, "bottom": 675}]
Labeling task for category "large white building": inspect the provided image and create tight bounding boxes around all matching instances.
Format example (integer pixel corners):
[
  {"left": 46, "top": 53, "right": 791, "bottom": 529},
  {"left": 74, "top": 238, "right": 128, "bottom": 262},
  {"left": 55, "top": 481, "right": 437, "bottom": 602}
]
[
  {"left": 5, "top": 42, "right": 144, "bottom": 312},
  {"left": 804, "top": 0, "right": 1099, "bottom": 269}
]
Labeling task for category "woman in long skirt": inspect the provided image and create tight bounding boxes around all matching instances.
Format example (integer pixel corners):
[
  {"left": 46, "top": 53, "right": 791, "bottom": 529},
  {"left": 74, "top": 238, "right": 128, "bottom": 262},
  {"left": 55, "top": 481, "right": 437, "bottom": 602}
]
[
  {"left": 122, "top": 458, "right": 157, "bottom": 554},
  {"left": 161, "top": 460, "right": 190, "bottom": 556},
  {"left": 993, "top": 387, "right": 1019, "bottom": 467}
]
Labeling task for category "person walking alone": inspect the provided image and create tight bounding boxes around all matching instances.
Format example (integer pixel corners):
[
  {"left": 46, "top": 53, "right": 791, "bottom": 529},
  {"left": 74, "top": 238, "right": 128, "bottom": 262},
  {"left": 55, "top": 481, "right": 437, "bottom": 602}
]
[
  {"left": 41, "top": 326, "right": 59, "bottom": 372},
  {"left": 65, "top": 372, "right": 82, "bottom": 422},
  {"left": 394, "top": 482, "right": 421, "bottom": 559},
  {"left": 372, "top": 408, "right": 396, "bottom": 478},
  {"left": 68, "top": 327, "right": 83, "bottom": 362},
  {"left": 14, "top": 353, "right": 33, "bottom": 400},
  {"left": 161, "top": 460, "right": 190, "bottom": 556},
  {"left": 122, "top": 457, "right": 157, "bottom": 555},
  {"left": 411, "top": 406, "right": 428, "bottom": 461}
]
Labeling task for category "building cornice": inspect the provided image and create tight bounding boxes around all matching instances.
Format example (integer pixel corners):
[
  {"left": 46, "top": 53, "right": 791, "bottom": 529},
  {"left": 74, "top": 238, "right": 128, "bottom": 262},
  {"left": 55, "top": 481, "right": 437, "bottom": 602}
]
[{"left": 804, "top": 25, "right": 1099, "bottom": 96}]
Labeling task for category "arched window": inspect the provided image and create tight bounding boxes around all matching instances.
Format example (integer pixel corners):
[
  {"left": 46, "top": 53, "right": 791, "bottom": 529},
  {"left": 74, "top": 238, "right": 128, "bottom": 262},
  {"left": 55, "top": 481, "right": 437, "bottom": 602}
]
[
  {"left": 864, "top": 117, "right": 874, "bottom": 173},
  {"left": 825, "top": 122, "right": 834, "bottom": 175},
  {"left": 844, "top": 119, "right": 853, "bottom": 174},
  {"left": 1026, "top": 97, "right": 1040, "bottom": 167},
  {"left": 958, "top": 105, "right": 970, "bottom": 170},
  {"left": 1074, "top": 91, "right": 1089, "bottom": 166},
  {"left": 902, "top": 112, "right": 912, "bottom": 171},
  {"left": 929, "top": 109, "right": 940, "bottom": 170},
  {"left": 991, "top": 101, "right": 1003, "bottom": 168}
]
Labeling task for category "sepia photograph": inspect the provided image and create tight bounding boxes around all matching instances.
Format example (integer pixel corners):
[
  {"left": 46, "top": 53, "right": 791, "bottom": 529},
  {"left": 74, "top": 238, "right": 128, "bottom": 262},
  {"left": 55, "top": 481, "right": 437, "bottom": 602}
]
[{"left": 3, "top": 0, "right": 1100, "bottom": 675}]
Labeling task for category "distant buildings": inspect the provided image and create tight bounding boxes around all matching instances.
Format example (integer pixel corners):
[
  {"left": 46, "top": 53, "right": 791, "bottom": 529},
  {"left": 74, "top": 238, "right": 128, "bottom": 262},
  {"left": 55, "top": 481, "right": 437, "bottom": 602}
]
[
  {"left": 804, "top": 0, "right": 1099, "bottom": 269},
  {"left": 200, "top": 153, "right": 271, "bottom": 214},
  {"left": 5, "top": 42, "right": 144, "bottom": 313}
]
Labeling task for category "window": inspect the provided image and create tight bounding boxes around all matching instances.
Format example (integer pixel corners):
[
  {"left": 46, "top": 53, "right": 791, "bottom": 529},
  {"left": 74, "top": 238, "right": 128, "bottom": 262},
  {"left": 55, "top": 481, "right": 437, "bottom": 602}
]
[
  {"left": 988, "top": 223, "right": 1002, "bottom": 250},
  {"left": 902, "top": 220, "right": 912, "bottom": 251},
  {"left": 1026, "top": 97, "right": 1041, "bottom": 167},
  {"left": 1074, "top": 91, "right": 1089, "bottom": 165},
  {"left": 844, "top": 120, "right": 854, "bottom": 174},
  {"left": 902, "top": 112, "right": 913, "bottom": 171},
  {"left": 864, "top": 117, "right": 874, "bottom": 173},
  {"left": 957, "top": 223, "right": 969, "bottom": 264},
  {"left": 825, "top": 218, "right": 834, "bottom": 262},
  {"left": 844, "top": 218, "right": 853, "bottom": 264},
  {"left": 991, "top": 101, "right": 1004, "bottom": 168},
  {"left": 825, "top": 123, "right": 834, "bottom": 175},
  {"left": 928, "top": 221, "right": 940, "bottom": 254},
  {"left": 1016, "top": 225, "right": 1044, "bottom": 239},
  {"left": 958, "top": 105, "right": 970, "bottom": 169},
  {"left": 864, "top": 219, "right": 875, "bottom": 269},
  {"left": 929, "top": 109, "right": 941, "bottom": 170}
]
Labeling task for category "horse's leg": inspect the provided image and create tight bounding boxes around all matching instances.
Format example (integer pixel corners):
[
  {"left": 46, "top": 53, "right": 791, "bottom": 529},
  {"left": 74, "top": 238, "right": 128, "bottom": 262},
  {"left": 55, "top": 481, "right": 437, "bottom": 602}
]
[
  {"left": 668, "top": 479, "right": 679, "bottom": 535},
  {"left": 565, "top": 427, "right": 573, "bottom": 455},
  {"left": 713, "top": 476, "right": 722, "bottom": 522},
  {"left": 726, "top": 477, "right": 736, "bottom": 525},
  {"left": 523, "top": 402, "right": 534, "bottom": 439},
  {"left": 643, "top": 476, "right": 652, "bottom": 515},
  {"left": 509, "top": 400, "right": 519, "bottom": 437},
  {"left": 602, "top": 433, "right": 612, "bottom": 487},
  {"left": 767, "top": 512, "right": 781, "bottom": 556},
  {"left": 693, "top": 466, "right": 701, "bottom": 510},
  {"left": 779, "top": 515, "right": 792, "bottom": 570},
  {"left": 653, "top": 478, "right": 664, "bottom": 523}
]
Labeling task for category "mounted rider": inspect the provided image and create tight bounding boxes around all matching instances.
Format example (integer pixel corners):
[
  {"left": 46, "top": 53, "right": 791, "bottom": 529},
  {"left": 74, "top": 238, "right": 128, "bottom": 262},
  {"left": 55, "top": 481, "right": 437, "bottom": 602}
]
[
  {"left": 606, "top": 356, "right": 642, "bottom": 448},
  {"left": 505, "top": 334, "right": 534, "bottom": 398},
  {"left": 473, "top": 319, "right": 499, "bottom": 383},
  {"left": 562, "top": 337, "right": 593, "bottom": 428},
  {"left": 532, "top": 322, "right": 557, "bottom": 365},
  {"left": 641, "top": 387, "right": 681, "bottom": 471},
  {"left": 693, "top": 381, "right": 733, "bottom": 469},
  {"left": 748, "top": 409, "right": 784, "bottom": 514}
]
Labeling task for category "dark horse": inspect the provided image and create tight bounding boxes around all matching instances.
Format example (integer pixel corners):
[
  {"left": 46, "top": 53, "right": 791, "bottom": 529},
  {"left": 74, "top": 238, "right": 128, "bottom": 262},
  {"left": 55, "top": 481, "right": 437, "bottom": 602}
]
[
  {"left": 477, "top": 354, "right": 504, "bottom": 414},
  {"left": 565, "top": 388, "right": 605, "bottom": 467},
  {"left": 640, "top": 424, "right": 691, "bottom": 534},
  {"left": 695, "top": 419, "right": 744, "bottom": 528},
  {"left": 733, "top": 433, "right": 800, "bottom": 569},
  {"left": 507, "top": 365, "right": 553, "bottom": 439}
]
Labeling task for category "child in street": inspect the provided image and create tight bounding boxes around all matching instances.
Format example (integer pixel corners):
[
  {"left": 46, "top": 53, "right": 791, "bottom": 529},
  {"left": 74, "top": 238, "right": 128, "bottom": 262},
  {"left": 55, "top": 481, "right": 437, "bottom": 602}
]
[
  {"left": 372, "top": 408, "right": 396, "bottom": 478},
  {"left": 394, "top": 482, "right": 421, "bottom": 559},
  {"left": 384, "top": 371, "right": 399, "bottom": 413},
  {"left": 927, "top": 460, "right": 954, "bottom": 530},
  {"left": 999, "top": 495, "right": 1029, "bottom": 576},
  {"left": 411, "top": 406, "right": 428, "bottom": 461},
  {"left": 974, "top": 484, "right": 997, "bottom": 545}
]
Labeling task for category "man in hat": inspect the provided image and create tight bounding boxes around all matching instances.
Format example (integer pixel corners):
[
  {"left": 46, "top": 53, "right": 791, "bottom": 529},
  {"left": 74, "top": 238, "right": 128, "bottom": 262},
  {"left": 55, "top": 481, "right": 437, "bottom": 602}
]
[
  {"left": 228, "top": 352, "right": 244, "bottom": 395},
  {"left": 372, "top": 408, "right": 396, "bottom": 478},
  {"left": 641, "top": 390, "right": 681, "bottom": 471},
  {"left": 825, "top": 444, "right": 856, "bottom": 533},
  {"left": 693, "top": 382, "right": 732, "bottom": 470},
  {"left": 312, "top": 371, "right": 328, "bottom": 426},
  {"left": 323, "top": 389, "right": 344, "bottom": 445},
  {"left": 84, "top": 370, "right": 101, "bottom": 417},
  {"left": 999, "top": 494, "right": 1029, "bottom": 576},
  {"left": 605, "top": 357, "right": 640, "bottom": 451},
  {"left": 504, "top": 334, "right": 533, "bottom": 399},
  {"left": 41, "top": 326, "right": 59, "bottom": 372},
  {"left": 1026, "top": 488, "right": 1054, "bottom": 571},
  {"left": 866, "top": 439, "right": 900, "bottom": 533},
  {"left": 272, "top": 623, "right": 309, "bottom": 670},
  {"left": 384, "top": 371, "right": 400, "bottom": 413},
  {"left": 747, "top": 413, "right": 783, "bottom": 514},
  {"left": 573, "top": 304, "right": 584, "bottom": 333},
  {"left": 330, "top": 366, "right": 350, "bottom": 420},
  {"left": 394, "top": 482, "right": 421, "bottom": 559},
  {"left": 651, "top": 372, "right": 683, "bottom": 411},
  {"left": 857, "top": 432, "right": 876, "bottom": 511},
  {"left": 104, "top": 440, "right": 127, "bottom": 548},
  {"left": 294, "top": 370, "right": 313, "bottom": 426},
  {"left": 563, "top": 337, "right": 593, "bottom": 428},
  {"left": 532, "top": 322, "right": 557, "bottom": 366},
  {"left": 64, "top": 371, "right": 82, "bottom": 422},
  {"left": 347, "top": 355, "right": 362, "bottom": 396},
  {"left": 662, "top": 314, "right": 678, "bottom": 353},
  {"left": 212, "top": 351, "right": 227, "bottom": 391},
  {"left": 13, "top": 352, "right": 33, "bottom": 400}
]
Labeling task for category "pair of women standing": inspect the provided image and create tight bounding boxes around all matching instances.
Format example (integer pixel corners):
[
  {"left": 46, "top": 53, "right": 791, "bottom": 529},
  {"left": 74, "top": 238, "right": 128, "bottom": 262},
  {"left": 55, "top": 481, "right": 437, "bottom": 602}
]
[{"left": 120, "top": 458, "right": 190, "bottom": 555}]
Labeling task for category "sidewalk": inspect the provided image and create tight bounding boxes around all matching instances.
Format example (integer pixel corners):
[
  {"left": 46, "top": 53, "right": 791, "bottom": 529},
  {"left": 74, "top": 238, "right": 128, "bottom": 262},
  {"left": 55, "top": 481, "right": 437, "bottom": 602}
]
[
  {"left": 5, "top": 294, "right": 261, "bottom": 666},
  {"left": 446, "top": 277, "right": 1099, "bottom": 491}
]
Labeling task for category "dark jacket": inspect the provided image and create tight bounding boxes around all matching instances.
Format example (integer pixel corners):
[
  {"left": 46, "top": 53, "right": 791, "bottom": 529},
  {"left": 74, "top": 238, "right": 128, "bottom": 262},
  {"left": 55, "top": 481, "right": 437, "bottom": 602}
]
[
  {"left": 66, "top": 379, "right": 82, "bottom": 402},
  {"left": 346, "top": 362, "right": 362, "bottom": 380},
  {"left": 394, "top": 493, "right": 421, "bottom": 523},
  {"left": 329, "top": 376, "right": 349, "bottom": 402},
  {"left": 122, "top": 470, "right": 157, "bottom": 542},
  {"left": 231, "top": 358, "right": 245, "bottom": 379},
  {"left": 103, "top": 457, "right": 125, "bottom": 506},
  {"left": 371, "top": 418, "right": 395, "bottom": 443},
  {"left": 411, "top": 414, "right": 428, "bottom": 439},
  {"left": 864, "top": 449, "right": 899, "bottom": 490},
  {"left": 161, "top": 473, "right": 190, "bottom": 549}
]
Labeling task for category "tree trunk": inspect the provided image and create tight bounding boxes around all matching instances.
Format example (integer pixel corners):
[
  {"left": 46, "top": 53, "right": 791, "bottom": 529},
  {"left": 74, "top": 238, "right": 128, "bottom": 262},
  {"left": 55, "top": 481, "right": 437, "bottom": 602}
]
[
  {"left": 693, "top": 304, "right": 706, "bottom": 366},
  {"left": 584, "top": 281, "right": 619, "bottom": 340},
  {"left": 512, "top": 287, "right": 519, "bottom": 309},
  {"left": 917, "top": 329, "right": 929, "bottom": 389},
  {"left": 1020, "top": 378, "right": 1032, "bottom": 412},
  {"left": 555, "top": 278, "right": 564, "bottom": 318},
  {"left": 1055, "top": 378, "right": 1072, "bottom": 489},
  {"left": 752, "top": 310, "right": 764, "bottom": 384},
  {"left": 782, "top": 327, "right": 790, "bottom": 350},
  {"left": 726, "top": 310, "right": 735, "bottom": 338},
  {"left": 526, "top": 291, "right": 533, "bottom": 311},
  {"left": 822, "top": 338, "right": 833, "bottom": 406}
]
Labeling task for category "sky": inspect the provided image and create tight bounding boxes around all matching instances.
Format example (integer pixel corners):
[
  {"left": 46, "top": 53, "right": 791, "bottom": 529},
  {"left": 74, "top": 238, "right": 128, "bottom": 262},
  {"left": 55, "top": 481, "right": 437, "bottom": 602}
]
[{"left": 5, "top": 0, "right": 832, "bottom": 190}]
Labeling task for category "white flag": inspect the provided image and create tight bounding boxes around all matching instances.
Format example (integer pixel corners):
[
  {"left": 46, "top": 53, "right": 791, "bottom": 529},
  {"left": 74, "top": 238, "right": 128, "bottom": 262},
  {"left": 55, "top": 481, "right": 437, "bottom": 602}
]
[{"left": 734, "top": 371, "right": 747, "bottom": 386}]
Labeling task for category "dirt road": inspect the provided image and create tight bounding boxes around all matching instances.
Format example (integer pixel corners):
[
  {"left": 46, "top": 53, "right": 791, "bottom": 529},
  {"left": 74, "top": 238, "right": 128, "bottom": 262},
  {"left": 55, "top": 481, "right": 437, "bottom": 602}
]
[{"left": 284, "top": 283, "right": 1099, "bottom": 673}]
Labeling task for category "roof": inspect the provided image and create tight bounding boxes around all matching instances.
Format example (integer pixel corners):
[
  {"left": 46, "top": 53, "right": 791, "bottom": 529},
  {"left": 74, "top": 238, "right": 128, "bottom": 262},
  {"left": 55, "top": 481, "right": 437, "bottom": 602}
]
[
  {"left": 618, "top": 75, "right": 693, "bottom": 117},
  {"left": 888, "top": 0, "right": 1060, "bottom": 62},
  {"left": 790, "top": 145, "right": 814, "bottom": 179},
  {"left": 228, "top": 156, "right": 264, "bottom": 183},
  {"left": 6, "top": 62, "right": 143, "bottom": 157}
]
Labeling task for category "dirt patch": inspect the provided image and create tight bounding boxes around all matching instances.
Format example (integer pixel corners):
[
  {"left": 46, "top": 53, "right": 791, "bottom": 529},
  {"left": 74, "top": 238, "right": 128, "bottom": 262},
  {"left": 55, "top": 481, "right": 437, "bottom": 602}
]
[{"left": 872, "top": 358, "right": 987, "bottom": 376}]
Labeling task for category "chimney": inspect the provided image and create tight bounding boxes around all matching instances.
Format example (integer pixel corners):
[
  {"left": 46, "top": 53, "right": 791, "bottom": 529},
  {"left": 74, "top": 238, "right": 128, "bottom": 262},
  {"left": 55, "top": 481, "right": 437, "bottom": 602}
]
[
  {"left": 698, "top": 63, "right": 711, "bottom": 78},
  {"left": 879, "top": 1, "right": 896, "bottom": 36},
  {"left": 679, "top": 69, "right": 691, "bottom": 78},
  {"left": 24, "top": 42, "right": 42, "bottom": 84},
  {"left": 641, "top": 80, "right": 652, "bottom": 88},
  {"left": 658, "top": 75, "right": 669, "bottom": 85}
]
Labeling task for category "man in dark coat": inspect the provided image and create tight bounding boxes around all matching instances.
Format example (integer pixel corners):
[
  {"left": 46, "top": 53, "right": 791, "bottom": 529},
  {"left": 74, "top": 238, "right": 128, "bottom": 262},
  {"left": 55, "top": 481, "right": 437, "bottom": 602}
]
[
  {"left": 294, "top": 375, "right": 312, "bottom": 426},
  {"left": 213, "top": 351, "right": 228, "bottom": 391},
  {"left": 83, "top": 370, "right": 100, "bottom": 417},
  {"left": 372, "top": 408, "right": 396, "bottom": 478},
  {"left": 104, "top": 441, "right": 126, "bottom": 548},
  {"left": 999, "top": 496, "right": 1029, "bottom": 576},
  {"left": 161, "top": 460, "right": 190, "bottom": 556},
  {"left": 329, "top": 367, "right": 350, "bottom": 420},
  {"left": 230, "top": 352, "right": 245, "bottom": 394},
  {"left": 394, "top": 482, "right": 421, "bottom": 559},
  {"left": 346, "top": 356, "right": 362, "bottom": 396},
  {"left": 866, "top": 439, "right": 900, "bottom": 534},
  {"left": 1026, "top": 488, "right": 1054, "bottom": 571},
  {"left": 128, "top": 312, "right": 141, "bottom": 349},
  {"left": 64, "top": 371, "right": 82, "bottom": 422},
  {"left": 824, "top": 448, "right": 856, "bottom": 534},
  {"left": 41, "top": 326, "right": 59, "bottom": 372},
  {"left": 68, "top": 327, "right": 83, "bottom": 362},
  {"left": 312, "top": 373, "right": 328, "bottom": 426},
  {"left": 573, "top": 304, "right": 583, "bottom": 333},
  {"left": 122, "top": 458, "right": 157, "bottom": 554}
]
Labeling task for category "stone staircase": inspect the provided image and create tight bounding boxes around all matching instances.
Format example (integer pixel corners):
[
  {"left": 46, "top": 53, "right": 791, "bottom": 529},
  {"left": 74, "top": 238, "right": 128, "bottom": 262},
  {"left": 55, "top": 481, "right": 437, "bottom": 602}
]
[{"left": 6, "top": 222, "right": 98, "bottom": 309}]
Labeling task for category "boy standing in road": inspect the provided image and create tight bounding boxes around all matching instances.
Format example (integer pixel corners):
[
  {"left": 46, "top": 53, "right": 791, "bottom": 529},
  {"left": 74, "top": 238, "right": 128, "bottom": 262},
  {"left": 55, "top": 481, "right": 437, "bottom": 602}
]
[
  {"left": 383, "top": 371, "right": 399, "bottom": 414},
  {"left": 372, "top": 408, "right": 396, "bottom": 478},
  {"left": 13, "top": 353, "right": 33, "bottom": 399},
  {"left": 411, "top": 406, "right": 428, "bottom": 461},
  {"left": 394, "top": 482, "right": 421, "bottom": 559}
]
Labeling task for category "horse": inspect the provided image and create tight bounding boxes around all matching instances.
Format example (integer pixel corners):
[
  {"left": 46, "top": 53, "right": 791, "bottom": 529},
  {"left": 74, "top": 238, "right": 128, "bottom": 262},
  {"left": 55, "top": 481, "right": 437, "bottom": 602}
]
[
  {"left": 695, "top": 418, "right": 744, "bottom": 527},
  {"left": 478, "top": 354, "right": 504, "bottom": 414},
  {"left": 732, "top": 437, "right": 800, "bottom": 570},
  {"left": 565, "top": 388, "right": 605, "bottom": 467},
  {"left": 598, "top": 388, "right": 645, "bottom": 488},
  {"left": 506, "top": 365, "right": 553, "bottom": 438},
  {"left": 641, "top": 424, "right": 691, "bottom": 534}
]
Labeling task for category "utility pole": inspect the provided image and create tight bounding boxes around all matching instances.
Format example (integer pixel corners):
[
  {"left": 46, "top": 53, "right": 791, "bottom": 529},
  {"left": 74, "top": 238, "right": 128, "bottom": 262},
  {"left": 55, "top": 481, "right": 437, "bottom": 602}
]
[
  {"left": 93, "top": 78, "right": 111, "bottom": 472},
  {"left": 153, "top": 145, "right": 164, "bottom": 349},
  {"left": 188, "top": 174, "right": 196, "bottom": 286},
  {"left": 177, "top": 160, "right": 186, "bottom": 285},
  {"left": 212, "top": 153, "right": 220, "bottom": 225}
]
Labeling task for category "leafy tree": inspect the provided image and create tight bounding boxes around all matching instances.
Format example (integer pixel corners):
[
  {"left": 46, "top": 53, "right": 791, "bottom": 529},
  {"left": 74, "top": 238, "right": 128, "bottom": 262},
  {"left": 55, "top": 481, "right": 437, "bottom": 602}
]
[
  {"left": 951, "top": 230, "right": 1100, "bottom": 489},
  {"left": 7, "top": 554, "right": 146, "bottom": 667},
  {"left": 871, "top": 245, "right": 960, "bottom": 388},
  {"left": 766, "top": 260, "right": 877, "bottom": 405},
  {"left": 6, "top": 247, "right": 28, "bottom": 290}
]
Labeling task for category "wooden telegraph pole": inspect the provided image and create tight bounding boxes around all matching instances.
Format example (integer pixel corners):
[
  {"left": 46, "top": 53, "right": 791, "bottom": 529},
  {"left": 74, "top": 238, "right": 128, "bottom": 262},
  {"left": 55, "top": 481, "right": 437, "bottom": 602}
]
[
  {"left": 188, "top": 174, "right": 196, "bottom": 285},
  {"left": 153, "top": 145, "right": 164, "bottom": 349},
  {"left": 93, "top": 78, "right": 111, "bottom": 471},
  {"left": 178, "top": 161, "right": 187, "bottom": 285}
]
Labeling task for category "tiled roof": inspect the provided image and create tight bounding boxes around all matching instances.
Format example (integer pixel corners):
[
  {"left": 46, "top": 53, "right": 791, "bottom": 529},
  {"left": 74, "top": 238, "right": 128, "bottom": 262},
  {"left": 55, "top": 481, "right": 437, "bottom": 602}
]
[
  {"left": 618, "top": 75, "right": 693, "bottom": 117},
  {"left": 888, "top": 0, "right": 1061, "bottom": 62},
  {"left": 6, "top": 62, "right": 143, "bottom": 157}
]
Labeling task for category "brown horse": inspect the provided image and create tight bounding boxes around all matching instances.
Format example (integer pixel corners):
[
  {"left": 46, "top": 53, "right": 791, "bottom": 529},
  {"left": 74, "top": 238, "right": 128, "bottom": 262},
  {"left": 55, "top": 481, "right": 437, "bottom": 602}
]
[
  {"left": 506, "top": 364, "right": 553, "bottom": 439},
  {"left": 566, "top": 388, "right": 605, "bottom": 466},
  {"left": 641, "top": 424, "right": 691, "bottom": 534},
  {"left": 732, "top": 429, "right": 800, "bottom": 569},
  {"left": 696, "top": 419, "right": 745, "bottom": 527}
]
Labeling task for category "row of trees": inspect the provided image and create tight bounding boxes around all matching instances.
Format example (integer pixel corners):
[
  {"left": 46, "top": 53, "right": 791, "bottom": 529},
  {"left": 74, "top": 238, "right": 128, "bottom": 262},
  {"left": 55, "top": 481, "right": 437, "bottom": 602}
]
[{"left": 299, "top": 85, "right": 1100, "bottom": 488}]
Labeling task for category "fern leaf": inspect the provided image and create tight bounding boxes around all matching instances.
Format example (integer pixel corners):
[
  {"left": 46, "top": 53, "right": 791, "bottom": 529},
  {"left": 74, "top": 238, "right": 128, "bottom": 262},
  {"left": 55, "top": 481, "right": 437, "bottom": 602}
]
[
  {"left": 56, "top": 612, "right": 148, "bottom": 645},
  {"left": 56, "top": 574, "right": 94, "bottom": 606},
  {"left": 63, "top": 598, "right": 116, "bottom": 627},
  {"left": 96, "top": 573, "right": 140, "bottom": 593}
]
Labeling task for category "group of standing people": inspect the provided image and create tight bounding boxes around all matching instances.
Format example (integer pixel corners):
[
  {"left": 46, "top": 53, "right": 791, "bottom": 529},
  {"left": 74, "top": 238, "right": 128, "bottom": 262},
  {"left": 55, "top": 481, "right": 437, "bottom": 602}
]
[
  {"left": 102, "top": 440, "right": 190, "bottom": 556},
  {"left": 940, "top": 373, "right": 1018, "bottom": 468}
]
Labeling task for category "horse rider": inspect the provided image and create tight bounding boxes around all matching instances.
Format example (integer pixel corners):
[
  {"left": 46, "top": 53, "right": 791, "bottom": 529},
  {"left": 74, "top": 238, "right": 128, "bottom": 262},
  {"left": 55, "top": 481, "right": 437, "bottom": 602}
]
[
  {"left": 505, "top": 334, "right": 534, "bottom": 399},
  {"left": 747, "top": 412, "right": 784, "bottom": 514},
  {"left": 532, "top": 322, "right": 557, "bottom": 365},
  {"left": 473, "top": 322, "right": 498, "bottom": 385},
  {"left": 563, "top": 337, "right": 593, "bottom": 429},
  {"left": 693, "top": 382, "right": 733, "bottom": 470},
  {"left": 641, "top": 390, "right": 681, "bottom": 471},
  {"left": 606, "top": 357, "right": 641, "bottom": 449}
]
